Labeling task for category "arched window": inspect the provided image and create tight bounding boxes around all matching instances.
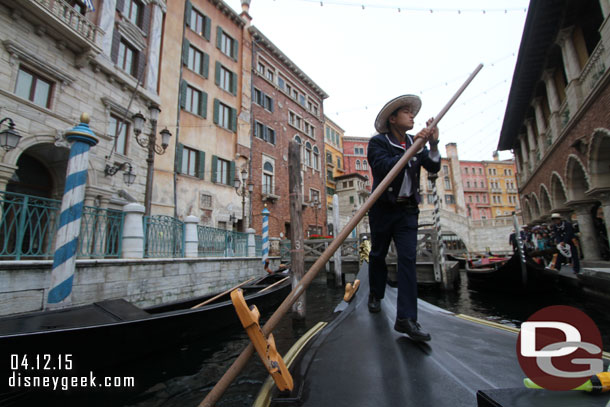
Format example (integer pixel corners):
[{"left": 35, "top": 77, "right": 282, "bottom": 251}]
[
  {"left": 313, "top": 146, "right": 320, "bottom": 170},
  {"left": 362, "top": 160, "right": 368, "bottom": 170},
  {"left": 305, "top": 142, "right": 312, "bottom": 167},
  {"left": 294, "top": 135, "right": 302, "bottom": 145},
  {"left": 263, "top": 161, "right": 274, "bottom": 195},
  {"left": 355, "top": 160, "right": 361, "bottom": 170}
]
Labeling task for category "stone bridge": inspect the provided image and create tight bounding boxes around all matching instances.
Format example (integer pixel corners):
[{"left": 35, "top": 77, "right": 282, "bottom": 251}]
[{"left": 419, "top": 209, "right": 515, "bottom": 253}]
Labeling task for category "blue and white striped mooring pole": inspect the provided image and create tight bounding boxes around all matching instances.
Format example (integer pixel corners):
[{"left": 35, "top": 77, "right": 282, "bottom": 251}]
[
  {"left": 47, "top": 113, "right": 99, "bottom": 307},
  {"left": 261, "top": 206, "right": 270, "bottom": 267}
]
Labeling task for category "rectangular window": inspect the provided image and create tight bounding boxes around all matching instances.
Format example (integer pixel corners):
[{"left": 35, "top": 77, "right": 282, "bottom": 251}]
[
  {"left": 190, "top": 9, "right": 210, "bottom": 39},
  {"left": 263, "top": 94, "right": 273, "bottom": 111},
  {"left": 443, "top": 165, "right": 449, "bottom": 175},
  {"left": 185, "top": 86, "right": 201, "bottom": 115},
  {"left": 278, "top": 76, "right": 285, "bottom": 90},
  {"left": 187, "top": 46, "right": 206, "bottom": 76},
  {"left": 118, "top": 40, "right": 136, "bottom": 76},
  {"left": 126, "top": 0, "right": 142, "bottom": 27},
  {"left": 445, "top": 195, "right": 455, "bottom": 204},
  {"left": 108, "top": 115, "right": 129, "bottom": 155},
  {"left": 216, "top": 158, "right": 230, "bottom": 184},
  {"left": 181, "top": 146, "right": 198, "bottom": 176},
  {"left": 15, "top": 67, "right": 53, "bottom": 108},
  {"left": 219, "top": 29, "right": 236, "bottom": 59},
  {"left": 219, "top": 65, "right": 233, "bottom": 92},
  {"left": 310, "top": 189, "right": 320, "bottom": 204},
  {"left": 263, "top": 174, "right": 273, "bottom": 194},
  {"left": 266, "top": 69, "right": 274, "bottom": 82},
  {"left": 218, "top": 102, "right": 231, "bottom": 129},
  {"left": 254, "top": 88, "right": 262, "bottom": 105},
  {"left": 257, "top": 62, "right": 265, "bottom": 75}
]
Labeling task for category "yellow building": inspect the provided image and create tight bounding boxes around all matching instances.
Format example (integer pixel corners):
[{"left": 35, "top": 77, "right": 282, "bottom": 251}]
[
  {"left": 324, "top": 116, "right": 345, "bottom": 236},
  {"left": 483, "top": 152, "right": 519, "bottom": 218},
  {"left": 324, "top": 116, "right": 345, "bottom": 207}
]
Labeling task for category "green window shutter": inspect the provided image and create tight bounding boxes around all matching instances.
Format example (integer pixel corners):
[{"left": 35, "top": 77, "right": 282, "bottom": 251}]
[
  {"left": 216, "top": 26, "right": 223, "bottom": 50},
  {"left": 214, "top": 61, "right": 221, "bottom": 86},
  {"left": 199, "top": 91, "right": 208, "bottom": 118},
  {"left": 182, "top": 39, "right": 190, "bottom": 65},
  {"left": 197, "top": 150, "right": 205, "bottom": 179},
  {"left": 202, "top": 53, "right": 209, "bottom": 78},
  {"left": 175, "top": 143, "right": 184, "bottom": 173},
  {"left": 185, "top": 1, "right": 192, "bottom": 27},
  {"left": 232, "top": 38, "right": 239, "bottom": 61},
  {"left": 204, "top": 16, "right": 211, "bottom": 40},
  {"left": 230, "top": 71, "right": 237, "bottom": 96},
  {"left": 211, "top": 155, "right": 218, "bottom": 182},
  {"left": 213, "top": 99, "right": 220, "bottom": 124},
  {"left": 179, "top": 80, "right": 187, "bottom": 109},
  {"left": 269, "top": 97, "right": 274, "bottom": 112},
  {"left": 229, "top": 161, "right": 236, "bottom": 186},
  {"left": 230, "top": 107, "right": 237, "bottom": 132}
]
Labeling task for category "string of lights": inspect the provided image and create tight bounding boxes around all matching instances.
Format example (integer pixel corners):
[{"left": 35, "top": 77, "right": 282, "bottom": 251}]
[{"left": 290, "top": 0, "right": 527, "bottom": 14}]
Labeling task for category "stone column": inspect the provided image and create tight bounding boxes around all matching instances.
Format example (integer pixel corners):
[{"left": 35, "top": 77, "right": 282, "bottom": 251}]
[
  {"left": 0, "top": 163, "right": 18, "bottom": 192},
  {"left": 145, "top": 0, "right": 166, "bottom": 93},
  {"left": 595, "top": 192, "right": 610, "bottom": 255},
  {"left": 571, "top": 202, "right": 602, "bottom": 261},
  {"left": 246, "top": 228, "right": 256, "bottom": 257},
  {"left": 525, "top": 119, "right": 538, "bottom": 166},
  {"left": 532, "top": 97, "right": 547, "bottom": 156},
  {"left": 122, "top": 203, "right": 145, "bottom": 258},
  {"left": 99, "top": 0, "right": 117, "bottom": 57},
  {"left": 542, "top": 69, "right": 562, "bottom": 143},
  {"left": 556, "top": 26, "right": 583, "bottom": 110},
  {"left": 184, "top": 215, "right": 199, "bottom": 258},
  {"left": 519, "top": 135, "right": 529, "bottom": 177}
]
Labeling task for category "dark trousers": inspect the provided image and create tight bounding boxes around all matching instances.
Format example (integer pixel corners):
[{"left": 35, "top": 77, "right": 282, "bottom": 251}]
[{"left": 368, "top": 203, "right": 419, "bottom": 320}]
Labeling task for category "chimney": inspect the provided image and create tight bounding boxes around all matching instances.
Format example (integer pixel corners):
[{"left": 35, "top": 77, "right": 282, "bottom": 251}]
[
  {"left": 493, "top": 150, "right": 499, "bottom": 161},
  {"left": 240, "top": 0, "right": 252, "bottom": 23}
]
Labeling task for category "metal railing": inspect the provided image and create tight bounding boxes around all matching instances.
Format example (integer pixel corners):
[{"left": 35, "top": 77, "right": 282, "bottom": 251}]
[
  {"left": 0, "top": 190, "right": 123, "bottom": 260},
  {"left": 144, "top": 215, "right": 185, "bottom": 258},
  {"left": 1, "top": 191, "right": 263, "bottom": 260},
  {"left": 197, "top": 226, "right": 249, "bottom": 257},
  {"left": 34, "top": 0, "right": 102, "bottom": 45}
]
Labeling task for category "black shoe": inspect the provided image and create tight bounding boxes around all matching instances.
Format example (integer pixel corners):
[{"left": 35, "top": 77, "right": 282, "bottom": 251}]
[
  {"left": 368, "top": 294, "right": 381, "bottom": 313},
  {"left": 394, "top": 318, "right": 431, "bottom": 342}
]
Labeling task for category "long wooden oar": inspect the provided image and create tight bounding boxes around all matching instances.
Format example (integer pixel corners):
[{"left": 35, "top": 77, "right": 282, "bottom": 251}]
[
  {"left": 258, "top": 275, "right": 291, "bottom": 293},
  {"left": 199, "top": 63, "right": 484, "bottom": 407},
  {"left": 190, "top": 276, "right": 257, "bottom": 309}
]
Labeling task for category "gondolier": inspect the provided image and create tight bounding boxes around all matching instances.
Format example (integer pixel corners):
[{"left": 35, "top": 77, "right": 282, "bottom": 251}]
[
  {"left": 367, "top": 94, "right": 440, "bottom": 342},
  {"left": 551, "top": 213, "right": 580, "bottom": 273}
]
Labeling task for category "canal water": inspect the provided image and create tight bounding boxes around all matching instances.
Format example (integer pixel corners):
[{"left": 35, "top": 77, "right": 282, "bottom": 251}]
[{"left": 75, "top": 269, "right": 610, "bottom": 407}]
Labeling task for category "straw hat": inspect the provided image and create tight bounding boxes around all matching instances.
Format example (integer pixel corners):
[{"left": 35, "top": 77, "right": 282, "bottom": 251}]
[
  {"left": 374, "top": 94, "right": 422, "bottom": 133},
  {"left": 551, "top": 213, "right": 562, "bottom": 219}
]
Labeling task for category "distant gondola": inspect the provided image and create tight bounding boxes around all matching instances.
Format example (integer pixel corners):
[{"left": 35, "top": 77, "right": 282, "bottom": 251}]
[{"left": 465, "top": 252, "right": 549, "bottom": 292}]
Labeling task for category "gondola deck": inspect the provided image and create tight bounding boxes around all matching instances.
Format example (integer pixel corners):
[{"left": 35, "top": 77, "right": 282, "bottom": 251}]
[{"left": 261, "top": 265, "right": 609, "bottom": 407}]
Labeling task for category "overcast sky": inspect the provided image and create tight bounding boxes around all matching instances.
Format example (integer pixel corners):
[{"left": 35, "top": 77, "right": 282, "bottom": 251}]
[{"left": 225, "top": 0, "right": 529, "bottom": 161}]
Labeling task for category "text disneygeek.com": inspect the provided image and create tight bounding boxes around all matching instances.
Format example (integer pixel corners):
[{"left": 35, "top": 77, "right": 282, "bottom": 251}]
[
  {"left": 8, "top": 354, "right": 135, "bottom": 391},
  {"left": 9, "top": 371, "right": 135, "bottom": 391}
]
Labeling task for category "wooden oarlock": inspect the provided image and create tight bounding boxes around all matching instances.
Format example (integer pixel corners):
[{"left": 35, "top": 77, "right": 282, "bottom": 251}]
[{"left": 199, "top": 63, "right": 484, "bottom": 407}]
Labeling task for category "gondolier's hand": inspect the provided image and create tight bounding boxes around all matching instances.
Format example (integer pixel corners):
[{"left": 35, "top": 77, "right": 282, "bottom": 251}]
[{"left": 426, "top": 117, "right": 439, "bottom": 149}]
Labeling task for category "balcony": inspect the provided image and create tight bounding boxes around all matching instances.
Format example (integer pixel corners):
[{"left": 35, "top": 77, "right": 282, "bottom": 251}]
[
  {"left": 9, "top": 0, "right": 103, "bottom": 55},
  {"left": 579, "top": 41, "right": 607, "bottom": 96}
]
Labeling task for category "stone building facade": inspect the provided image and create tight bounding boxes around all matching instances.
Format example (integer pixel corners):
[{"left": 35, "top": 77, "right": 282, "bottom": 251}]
[
  {"left": 157, "top": 0, "right": 252, "bottom": 230},
  {"left": 249, "top": 26, "right": 328, "bottom": 239},
  {"left": 0, "top": 0, "right": 165, "bottom": 212},
  {"left": 498, "top": 0, "right": 610, "bottom": 261}
]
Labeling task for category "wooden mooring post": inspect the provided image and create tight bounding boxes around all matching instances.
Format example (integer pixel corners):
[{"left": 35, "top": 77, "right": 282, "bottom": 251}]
[{"left": 288, "top": 141, "right": 306, "bottom": 320}]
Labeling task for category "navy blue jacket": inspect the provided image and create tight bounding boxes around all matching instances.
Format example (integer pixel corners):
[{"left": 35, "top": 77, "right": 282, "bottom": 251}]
[{"left": 367, "top": 132, "right": 441, "bottom": 205}]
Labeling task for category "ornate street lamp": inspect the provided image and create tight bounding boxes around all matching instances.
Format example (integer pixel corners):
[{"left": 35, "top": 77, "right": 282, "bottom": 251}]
[
  {"left": 0, "top": 118, "right": 21, "bottom": 151},
  {"left": 104, "top": 161, "right": 136, "bottom": 186},
  {"left": 133, "top": 105, "right": 171, "bottom": 216},
  {"left": 234, "top": 167, "right": 253, "bottom": 232}
]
